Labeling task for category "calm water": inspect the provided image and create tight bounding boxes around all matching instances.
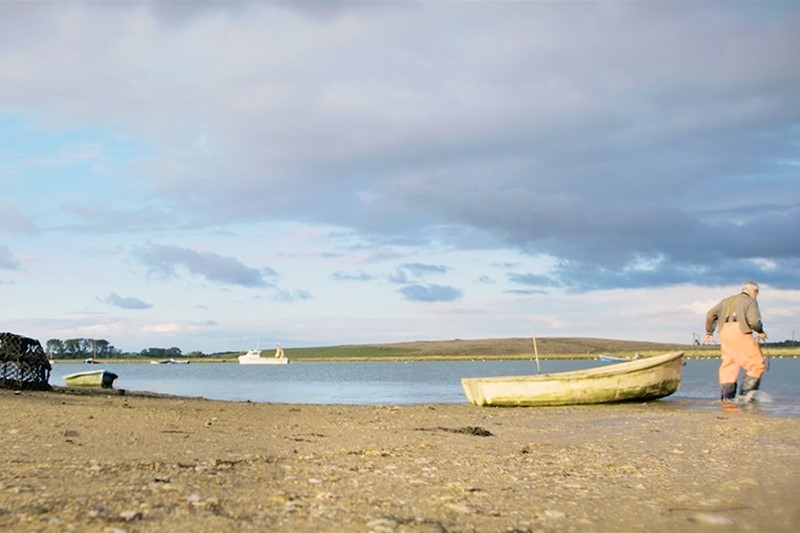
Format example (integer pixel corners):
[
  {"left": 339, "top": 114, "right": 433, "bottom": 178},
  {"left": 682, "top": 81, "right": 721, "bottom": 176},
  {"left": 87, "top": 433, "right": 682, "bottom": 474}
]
[{"left": 51, "top": 358, "right": 800, "bottom": 417}]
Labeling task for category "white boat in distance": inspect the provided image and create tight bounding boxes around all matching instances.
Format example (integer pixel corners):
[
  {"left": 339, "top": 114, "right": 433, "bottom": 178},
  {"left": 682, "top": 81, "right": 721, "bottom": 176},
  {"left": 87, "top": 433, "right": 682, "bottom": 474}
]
[{"left": 238, "top": 345, "right": 289, "bottom": 365}]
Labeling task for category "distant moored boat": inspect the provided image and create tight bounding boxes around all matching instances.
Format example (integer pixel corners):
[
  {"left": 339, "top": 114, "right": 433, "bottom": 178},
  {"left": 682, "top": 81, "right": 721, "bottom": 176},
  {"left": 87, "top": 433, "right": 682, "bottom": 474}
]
[{"left": 238, "top": 345, "right": 289, "bottom": 365}]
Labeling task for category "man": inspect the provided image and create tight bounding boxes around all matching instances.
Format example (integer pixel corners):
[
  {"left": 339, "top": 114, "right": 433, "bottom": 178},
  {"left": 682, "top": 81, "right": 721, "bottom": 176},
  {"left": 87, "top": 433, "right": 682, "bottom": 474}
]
[{"left": 704, "top": 281, "right": 767, "bottom": 402}]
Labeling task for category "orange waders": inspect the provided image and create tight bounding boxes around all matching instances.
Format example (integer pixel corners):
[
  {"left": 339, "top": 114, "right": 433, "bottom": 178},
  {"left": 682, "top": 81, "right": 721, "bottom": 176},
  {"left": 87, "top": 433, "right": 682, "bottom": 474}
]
[{"left": 718, "top": 322, "right": 766, "bottom": 400}]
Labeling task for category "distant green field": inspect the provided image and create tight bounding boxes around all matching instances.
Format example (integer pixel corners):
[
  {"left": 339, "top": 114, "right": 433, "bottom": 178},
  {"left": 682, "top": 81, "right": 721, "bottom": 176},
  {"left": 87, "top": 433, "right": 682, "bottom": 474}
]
[
  {"left": 260, "top": 338, "right": 799, "bottom": 361},
  {"left": 210, "top": 338, "right": 670, "bottom": 361},
  {"left": 284, "top": 345, "right": 420, "bottom": 360},
  {"left": 274, "top": 338, "right": 696, "bottom": 361}
]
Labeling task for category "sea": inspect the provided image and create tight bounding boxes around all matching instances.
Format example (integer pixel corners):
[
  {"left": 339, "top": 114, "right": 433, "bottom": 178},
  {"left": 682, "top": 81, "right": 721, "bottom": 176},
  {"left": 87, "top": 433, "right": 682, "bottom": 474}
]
[{"left": 50, "top": 357, "right": 800, "bottom": 418}]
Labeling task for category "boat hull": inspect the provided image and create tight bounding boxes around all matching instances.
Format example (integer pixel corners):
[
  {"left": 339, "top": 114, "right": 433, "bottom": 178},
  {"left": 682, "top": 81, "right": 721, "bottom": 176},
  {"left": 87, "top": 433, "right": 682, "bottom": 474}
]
[
  {"left": 238, "top": 356, "right": 289, "bottom": 365},
  {"left": 461, "top": 351, "right": 683, "bottom": 407},
  {"left": 64, "top": 370, "right": 118, "bottom": 389},
  {"left": 598, "top": 355, "right": 629, "bottom": 362}
]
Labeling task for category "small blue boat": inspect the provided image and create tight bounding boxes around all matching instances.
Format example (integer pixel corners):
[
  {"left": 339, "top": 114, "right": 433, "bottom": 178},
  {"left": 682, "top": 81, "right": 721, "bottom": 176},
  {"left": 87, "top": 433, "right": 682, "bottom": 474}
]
[{"left": 597, "top": 355, "right": 629, "bottom": 363}]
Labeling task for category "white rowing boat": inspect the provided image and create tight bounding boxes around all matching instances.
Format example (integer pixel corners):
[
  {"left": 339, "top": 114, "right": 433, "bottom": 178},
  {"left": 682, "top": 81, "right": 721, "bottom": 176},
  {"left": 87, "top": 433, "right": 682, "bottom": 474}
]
[{"left": 461, "top": 351, "right": 684, "bottom": 407}]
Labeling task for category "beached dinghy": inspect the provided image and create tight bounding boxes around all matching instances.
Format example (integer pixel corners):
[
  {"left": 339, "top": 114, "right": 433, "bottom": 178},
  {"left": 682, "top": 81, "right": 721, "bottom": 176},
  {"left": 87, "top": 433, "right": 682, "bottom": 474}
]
[
  {"left": 64, "top": 369, "right": 119, "bottom": 389},
  {"left": 461, "top": 351, "right": 683, "bottom": 407}
]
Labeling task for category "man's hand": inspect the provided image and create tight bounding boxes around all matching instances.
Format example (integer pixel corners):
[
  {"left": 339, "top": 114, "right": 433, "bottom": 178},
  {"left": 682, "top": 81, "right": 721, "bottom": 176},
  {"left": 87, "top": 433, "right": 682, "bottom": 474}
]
[
  {"left": 704, "top": 334, "right": 713, "bottom": 344},
  {"left": 758, "top": 332, "right": 767, "bottom": 341}
]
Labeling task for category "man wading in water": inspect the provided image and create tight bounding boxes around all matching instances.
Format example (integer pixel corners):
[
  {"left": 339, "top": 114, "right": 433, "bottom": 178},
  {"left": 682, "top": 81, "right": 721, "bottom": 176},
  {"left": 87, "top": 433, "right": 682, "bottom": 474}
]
[{"left": 704, "top": 281, "right": 767, "bottom": 402}]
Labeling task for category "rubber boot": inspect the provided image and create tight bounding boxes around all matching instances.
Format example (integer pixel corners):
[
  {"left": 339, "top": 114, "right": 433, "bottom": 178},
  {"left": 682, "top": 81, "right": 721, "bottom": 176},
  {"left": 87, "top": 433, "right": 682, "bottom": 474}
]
[
  {"left": 739, "top": 375, "right": 761, "bottom": 403},
  {"left": 720, "top": 382, "right": 737, "bottom": 402}
]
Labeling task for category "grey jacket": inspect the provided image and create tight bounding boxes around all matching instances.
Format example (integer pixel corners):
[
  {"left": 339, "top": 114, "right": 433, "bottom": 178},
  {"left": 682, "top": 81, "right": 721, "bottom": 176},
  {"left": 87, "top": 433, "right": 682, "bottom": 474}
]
[{"left": 705, "top": 292, "right": 764, "bottom": 335}]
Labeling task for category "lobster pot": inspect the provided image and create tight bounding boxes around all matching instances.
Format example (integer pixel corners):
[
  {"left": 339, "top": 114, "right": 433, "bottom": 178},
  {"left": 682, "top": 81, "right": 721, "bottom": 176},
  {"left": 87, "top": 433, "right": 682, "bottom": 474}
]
[{"left": 0, "top": 332, "right": 51, "bottom": 390}]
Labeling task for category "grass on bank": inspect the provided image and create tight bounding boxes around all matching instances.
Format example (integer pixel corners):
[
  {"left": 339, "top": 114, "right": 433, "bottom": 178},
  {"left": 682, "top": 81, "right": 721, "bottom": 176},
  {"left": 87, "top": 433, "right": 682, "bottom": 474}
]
[{"left": 277, "top": 337, "right": 688, "bottom": 361}]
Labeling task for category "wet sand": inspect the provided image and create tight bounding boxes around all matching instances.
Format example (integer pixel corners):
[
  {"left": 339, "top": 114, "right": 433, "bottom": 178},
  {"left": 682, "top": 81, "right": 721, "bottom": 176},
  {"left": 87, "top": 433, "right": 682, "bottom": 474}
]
[{"left": 1, "top": 388, "right": 799, "bottom": 532}]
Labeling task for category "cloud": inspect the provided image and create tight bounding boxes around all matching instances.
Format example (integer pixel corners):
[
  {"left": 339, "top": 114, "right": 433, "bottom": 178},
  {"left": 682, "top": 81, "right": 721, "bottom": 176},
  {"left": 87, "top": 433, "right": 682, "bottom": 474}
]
[
  {"left": 507, "top": 272, "right": 560, "bottom": 288},
  {"left": 4, "top": 3, "right": 797, "bottom": 297},
  {"left": 0, "top": 244, "right": 19, "bottom": 270},
  {"left": 402, "top": 263, "right": 449, "bottom": 276},
  {"left": 134, "top": 243, "right": 276, "bottom": 288},
  {"left": 331, "top": 270, "right": 376, "bottom": 282},
  {"left": 0, "top": 203, "right": 39, "bottom": 235},
  {"left": 504, "top": 289, "right": 549, "bottom": 296},
  {"left": 400, "top": 284, "right": 462, "bottom": 303},
  {"left": 272, "top": 289, "right": 313, "bottom": 302},
  {"left": 64, "top": 203, "right": 173, "bottom": 232},
  {"left": 98, "top": 292, "right": 153, "bottom": 310},
  {"left": 389, "top": 263, "right": 449, "bottom": 284}
]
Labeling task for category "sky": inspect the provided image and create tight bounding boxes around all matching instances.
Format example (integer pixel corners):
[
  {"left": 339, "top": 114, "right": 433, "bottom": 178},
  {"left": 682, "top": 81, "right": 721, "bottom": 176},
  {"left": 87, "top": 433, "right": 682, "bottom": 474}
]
[{"left": 1, "top": 1, "right": 799, "bottom": 354}]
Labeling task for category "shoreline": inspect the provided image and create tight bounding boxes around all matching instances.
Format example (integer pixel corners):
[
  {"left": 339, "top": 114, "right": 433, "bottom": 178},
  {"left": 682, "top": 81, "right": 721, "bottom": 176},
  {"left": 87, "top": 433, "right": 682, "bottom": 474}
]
[
  {"left": 48, "top": 351, "right": 800, "bottom": 364},
  {"left": 2, "top": 389, "right": 799, "bottom": 531}
]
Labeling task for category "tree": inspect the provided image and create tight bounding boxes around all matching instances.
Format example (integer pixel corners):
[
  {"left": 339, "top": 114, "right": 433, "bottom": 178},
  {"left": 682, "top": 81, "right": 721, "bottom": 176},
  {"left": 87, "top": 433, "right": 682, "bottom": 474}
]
[
  {"left": 63, "top": 339, "right": 83, "bottom": 359},
  {"left": 94, "top": 339, "right": 110, "bottom": 357},
  {"left": 45, "top": 339, "right": 65, "bottom": 358},
  {"left": 45, "top": 338, "right": 121, "bottom": 359},
  {"left": 140, "top": 346, "right": 183, "bottom": 359},
  {"left": 166, "top": 347, "right": 182, "bottom": 358}
]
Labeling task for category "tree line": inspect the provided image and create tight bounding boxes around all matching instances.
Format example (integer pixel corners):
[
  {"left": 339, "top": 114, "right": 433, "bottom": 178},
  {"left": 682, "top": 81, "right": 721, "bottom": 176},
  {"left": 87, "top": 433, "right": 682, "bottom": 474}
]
[
  {"left": 44, "top": 338, "right": 191, "bottom": 359},
  {"left": 45, "top": 338, "right": 120, "bottom": 359}
]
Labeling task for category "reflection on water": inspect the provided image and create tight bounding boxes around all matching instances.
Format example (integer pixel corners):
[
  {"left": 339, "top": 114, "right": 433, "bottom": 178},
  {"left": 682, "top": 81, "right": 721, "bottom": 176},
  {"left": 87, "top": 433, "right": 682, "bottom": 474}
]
[{"left": 48, "top": 357, "right": 800, "bottom": 417}]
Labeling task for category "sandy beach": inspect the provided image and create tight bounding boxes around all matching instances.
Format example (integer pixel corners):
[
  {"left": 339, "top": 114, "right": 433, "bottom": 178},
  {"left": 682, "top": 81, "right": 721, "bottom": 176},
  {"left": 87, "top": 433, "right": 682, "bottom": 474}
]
[{"left": 1, "top": 388, "right": 798, "bottom": 532}]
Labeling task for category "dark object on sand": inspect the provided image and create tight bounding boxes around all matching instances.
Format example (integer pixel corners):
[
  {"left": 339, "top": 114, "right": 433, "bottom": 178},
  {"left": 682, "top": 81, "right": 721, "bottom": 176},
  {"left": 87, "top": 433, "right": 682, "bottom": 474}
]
[
  {"left": 0, "top": 332, "right": 52, "bottom": 390},
  {"left": 63, "top": 369, "right": 119, "bottom": 389}
]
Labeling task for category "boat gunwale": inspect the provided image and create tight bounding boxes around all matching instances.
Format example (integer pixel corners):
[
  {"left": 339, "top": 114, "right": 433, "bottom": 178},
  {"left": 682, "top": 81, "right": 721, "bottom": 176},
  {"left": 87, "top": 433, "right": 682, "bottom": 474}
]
[
  {"left": 62, "top": 369, "right": 118, "bottom": 380},
  {"left": 460, "top": 351, "right": 684, "bottom": 385}
]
